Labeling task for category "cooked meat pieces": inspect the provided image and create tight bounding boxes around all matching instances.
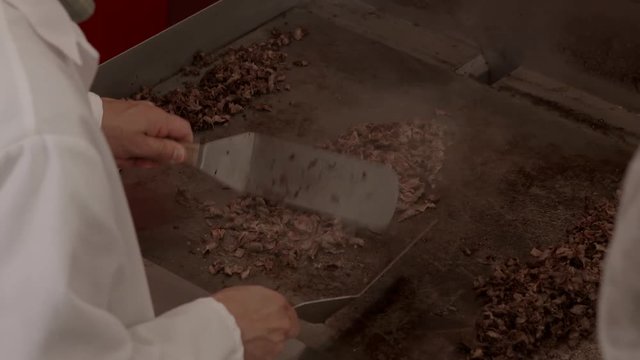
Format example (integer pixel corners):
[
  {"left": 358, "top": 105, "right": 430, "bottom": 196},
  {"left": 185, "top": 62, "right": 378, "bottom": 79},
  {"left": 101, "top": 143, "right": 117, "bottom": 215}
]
[
  {"left": 202, "top": 196, "right": 357, "bottom": 277},
  {"left": 321, "top": 120, "right": 445, "bottom": 221},
  {"left": 470, "top": 198, "right": 616, "bottom": 359},
  {"left": 133, "top": 28, "right": 305, "bottom": 131},
  {"left": 201, "top": 120, "right": 445, "bottom": 278}
]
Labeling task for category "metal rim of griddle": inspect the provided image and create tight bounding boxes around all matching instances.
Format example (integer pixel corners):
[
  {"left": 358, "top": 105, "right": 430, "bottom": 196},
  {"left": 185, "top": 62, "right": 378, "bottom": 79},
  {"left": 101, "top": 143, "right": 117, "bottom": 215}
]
[{"left": 93, "top": 0, "right": 303, "bottom": 98}]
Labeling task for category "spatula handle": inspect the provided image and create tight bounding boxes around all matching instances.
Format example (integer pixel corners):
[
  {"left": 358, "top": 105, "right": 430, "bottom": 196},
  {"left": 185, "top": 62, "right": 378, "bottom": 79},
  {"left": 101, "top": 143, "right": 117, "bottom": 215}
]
[{"left": 182, "top": 142, "right": 201, "bottom": 167}]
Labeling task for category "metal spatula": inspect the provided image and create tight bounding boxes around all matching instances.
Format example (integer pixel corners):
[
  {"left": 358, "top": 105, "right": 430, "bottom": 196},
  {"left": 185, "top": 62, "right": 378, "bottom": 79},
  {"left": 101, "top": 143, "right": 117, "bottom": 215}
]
[
  {"left": 294, "top": 220, "right": 437, "bottom": 323},
  {"left": 184, "top": 132, "right": 399, "bottom": 231}
]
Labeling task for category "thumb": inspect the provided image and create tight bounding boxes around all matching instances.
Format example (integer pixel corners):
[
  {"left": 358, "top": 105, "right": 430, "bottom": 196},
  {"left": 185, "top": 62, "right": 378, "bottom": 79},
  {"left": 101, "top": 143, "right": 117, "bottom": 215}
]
[{"left": 135, "top": 136, "right": 186, "bottom": 164}]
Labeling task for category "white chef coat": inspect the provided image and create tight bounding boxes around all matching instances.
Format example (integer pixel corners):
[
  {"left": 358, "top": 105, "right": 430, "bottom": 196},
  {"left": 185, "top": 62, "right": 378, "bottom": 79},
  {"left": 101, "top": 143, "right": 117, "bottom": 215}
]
[
  {"left": 0, "top": 1, "right": 243, "bottom": 360},
  {"left": 599, "top": 147, "right": 640, "bottom": 360}
]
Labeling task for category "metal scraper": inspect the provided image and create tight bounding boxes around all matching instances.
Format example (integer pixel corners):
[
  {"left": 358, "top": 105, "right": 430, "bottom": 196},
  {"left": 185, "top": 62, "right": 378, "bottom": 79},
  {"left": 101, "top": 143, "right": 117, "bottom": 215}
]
[
  {"left": 184, "top": 132, "right": 399, "bottom": 231},
  {"left": 294, "top": 220, "right": 437, "bottom": 323}
]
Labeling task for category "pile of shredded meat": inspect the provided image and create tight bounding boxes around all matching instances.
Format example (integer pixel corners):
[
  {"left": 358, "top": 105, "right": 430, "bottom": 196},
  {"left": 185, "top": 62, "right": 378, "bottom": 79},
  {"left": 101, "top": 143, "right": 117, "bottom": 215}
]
[
  {"left": 470, "top": 197, "right": 616, "bottom": 359},
  {"left": 134, "top": 27, "right": 307, "bottom": 130}
]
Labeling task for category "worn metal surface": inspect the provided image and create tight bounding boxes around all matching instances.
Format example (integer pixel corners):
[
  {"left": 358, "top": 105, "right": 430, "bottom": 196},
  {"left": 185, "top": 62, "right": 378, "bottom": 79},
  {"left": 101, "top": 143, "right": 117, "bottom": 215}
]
[
  {"left": 92, "top": 0, "right": 301, "bottom": 98},
  {"left": 189, "top": 132, "right": 399, "bottom": 230}
]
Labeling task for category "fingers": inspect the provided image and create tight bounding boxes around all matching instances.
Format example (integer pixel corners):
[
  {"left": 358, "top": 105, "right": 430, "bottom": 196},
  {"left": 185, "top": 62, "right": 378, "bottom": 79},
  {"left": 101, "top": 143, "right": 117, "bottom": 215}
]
[
  {"left": 134, "top": 137, "right": 187, "bottom": 164},
  {"left": 116, "top": 158, "right": 160, "bottom": 169},
  {"left": 151, "top": 110, "right": 194, "bottom": 143},
  {"left": 116, "top": 159, "right": 137, "bottom": 169},
  {"left": 165, "top": 114, "right": 194, "bottom": 142},
  {"left": 101, "top": 98, "right": 195, "bottom": 166},
  {"left": 270, "top": 341, "right": 285, "bottom": 360},
  {"left": 132, "top": 159, "right": 161, "bottom": 168},
  {"left": 285, "top": 303, "right": 301, "bottom": 338},
  {"left": 212, "top": 286, "right": 300, "bottom": 360},
  {"left": 140, "top": 106, "right": 194, "bottom": 165}
]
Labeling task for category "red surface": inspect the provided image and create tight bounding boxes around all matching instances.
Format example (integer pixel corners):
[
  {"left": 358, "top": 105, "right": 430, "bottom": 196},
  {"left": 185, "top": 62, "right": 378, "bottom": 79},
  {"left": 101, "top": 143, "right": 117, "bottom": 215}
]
[
  {"left": 80, "top": 0, "right": 218, "bottom": 63},
  {"left": 168, "top": 0, "right": 218, "bottom": 25},
  {"left": 80, "top": 0, "right": 169, "bottom": 62}
]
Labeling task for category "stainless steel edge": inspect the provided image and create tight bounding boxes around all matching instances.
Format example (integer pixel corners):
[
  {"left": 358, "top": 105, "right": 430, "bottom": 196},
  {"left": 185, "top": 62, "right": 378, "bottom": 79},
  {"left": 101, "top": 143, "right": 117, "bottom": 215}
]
[
  {"left": 294, "top": 295, "right": 357, "bottom": 323},
  {"left": 92, "top": 0, "right": 302, "bottom": 98},
  {"left": 293, "top": 220, "right": 438, "bottom": 323}
]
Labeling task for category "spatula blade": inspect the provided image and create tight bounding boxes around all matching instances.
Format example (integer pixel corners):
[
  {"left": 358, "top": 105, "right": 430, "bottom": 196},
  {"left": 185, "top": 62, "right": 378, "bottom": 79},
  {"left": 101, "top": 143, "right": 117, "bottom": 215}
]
[{"left": 196, "top": 132, "right": 399, "bottom": 231}]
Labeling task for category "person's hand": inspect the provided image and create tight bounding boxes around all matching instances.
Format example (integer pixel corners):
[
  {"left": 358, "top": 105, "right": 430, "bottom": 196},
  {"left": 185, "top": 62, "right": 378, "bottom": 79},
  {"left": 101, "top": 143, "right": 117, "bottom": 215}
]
[
  {"left": 100, "top": 98, "right": 194, "bottom": 168},
  {"left": 213, "top": 286, "right": 300, "bottom": 360}
]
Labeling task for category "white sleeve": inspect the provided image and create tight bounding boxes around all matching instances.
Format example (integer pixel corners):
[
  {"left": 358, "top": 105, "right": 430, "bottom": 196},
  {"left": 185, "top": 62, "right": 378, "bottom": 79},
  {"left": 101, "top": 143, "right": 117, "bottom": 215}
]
[
  {"left": 130, "top": 299, "right": 244, "bottom": 359},
  {"left": 88, "top": 91, "right": 104, "bottom": 125},
  {"left": 599, "top": 150, "right": 640, "bottom": 360},
  {"left": 0, "top": 135, "right": 243, "bottom": 360}
]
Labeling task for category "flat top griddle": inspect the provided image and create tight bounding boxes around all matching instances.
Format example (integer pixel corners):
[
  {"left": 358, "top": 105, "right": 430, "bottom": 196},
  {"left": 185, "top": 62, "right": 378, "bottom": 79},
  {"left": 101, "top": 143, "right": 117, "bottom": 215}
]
[{"left": 103, "top": 2, "right": 630, "bottom": 359}]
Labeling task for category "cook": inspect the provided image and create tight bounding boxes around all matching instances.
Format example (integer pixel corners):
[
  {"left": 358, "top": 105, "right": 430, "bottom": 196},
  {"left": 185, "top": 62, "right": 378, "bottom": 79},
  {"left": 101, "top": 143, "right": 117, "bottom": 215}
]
[
  {"left": 0, "top": 1, "right": 299, "bottom": 360},
  {"left": 599, "top": 150, "right": 640, "bottom": 359}
]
